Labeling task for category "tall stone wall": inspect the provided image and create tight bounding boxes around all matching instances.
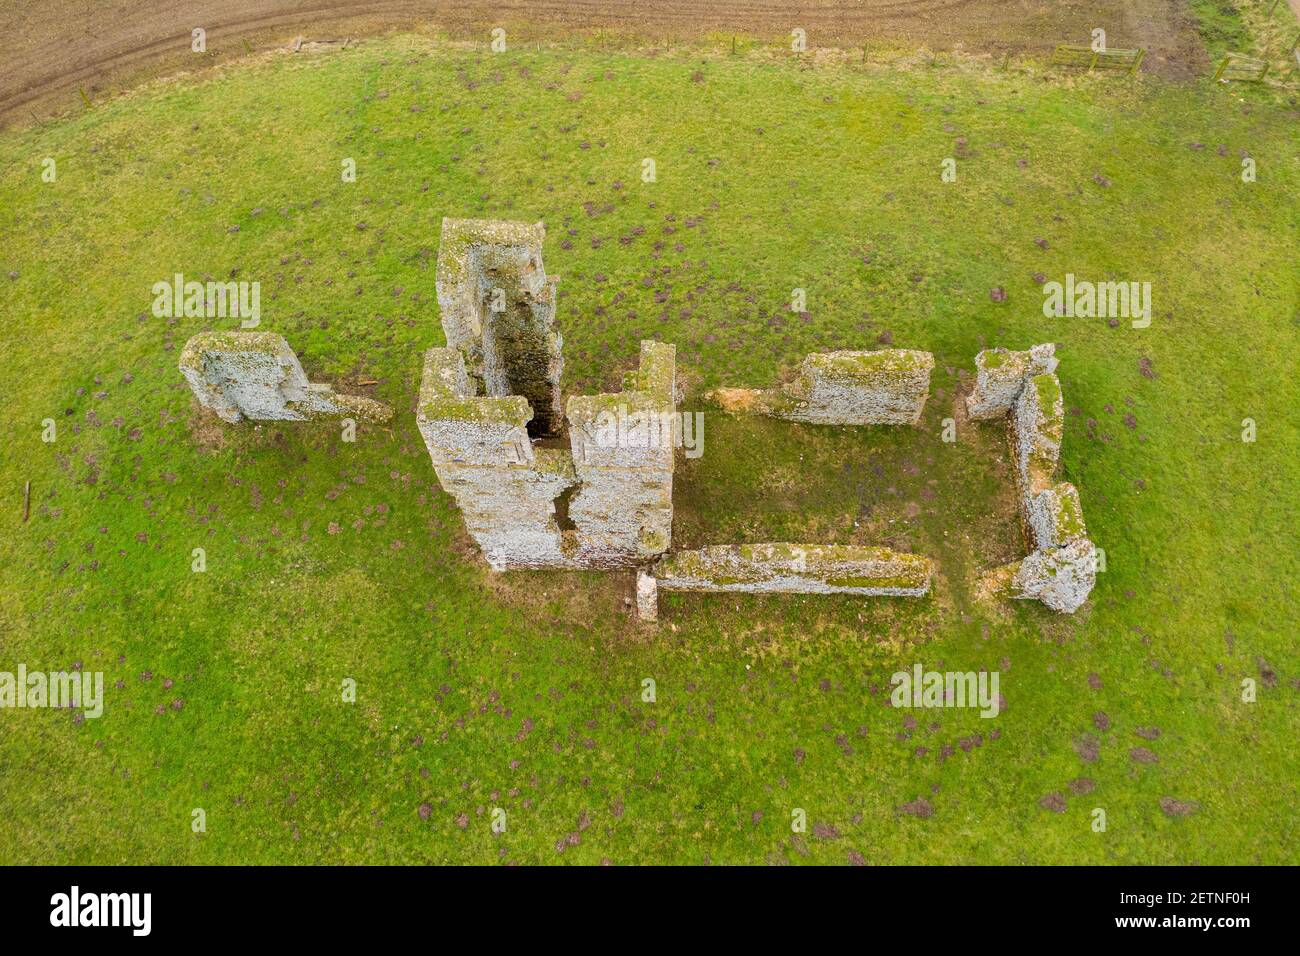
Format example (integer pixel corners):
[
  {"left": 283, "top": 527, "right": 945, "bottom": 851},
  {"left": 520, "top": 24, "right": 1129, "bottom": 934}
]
[
  {"left": 565, "top": 341, "right": 677, "bottom": 568},
  {"left": 416, "top": 347, "right": 577, "bottom": 569},
  {"left": 974, "top": 345, "right": 1096, "bottom": 614},
  {"left": 422, "top": 219, "right": 683, "bottom": 572},
  {"left": 418, "top": 340, "right": 677, "bottom": 571},
  {"left": 179, "top": 331, "right": 391, "bottom": 424},
  {"left": 712, "top": 349, "right": 933, "bottom": 425},
  {"left": 436, "top": 218, "right": 564, "bottom": 436}
]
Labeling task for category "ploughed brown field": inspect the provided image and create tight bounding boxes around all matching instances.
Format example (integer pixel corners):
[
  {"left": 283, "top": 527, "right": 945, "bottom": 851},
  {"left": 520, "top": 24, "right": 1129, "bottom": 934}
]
[{"left": 0, "top": 0, "right": 1209, "bottom": 125}]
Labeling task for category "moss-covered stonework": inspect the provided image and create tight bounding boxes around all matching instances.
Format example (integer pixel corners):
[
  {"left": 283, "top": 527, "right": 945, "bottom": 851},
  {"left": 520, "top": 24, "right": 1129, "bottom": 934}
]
[
  {"left": 647, "top": 543, "right": 933, "bottom": 615},
  {"left": 1027, "top": 482, "right": 1087, "bottom": 550},
  {"left": 565, "top": 340, "right": 678, "bottom": 568},
  {"left": 416, "top": 347, "right": 534, "bottom": 466},
  {"left": 1013, "top": 372, "right": 1065, "bottom": 497},
  {"left": 416, "top": 347, "right": 577, "bottom": 569},
  {"left": 965, "top": 343, "right": 1057, "bottom": 420},
  {"left": 710, "top": 349, "right": 933, "bottom": 425},
  {"left": 995, "top": 538, "right": 1098, "bottom": 615},
  {"left": 436, "top": 218, "right": 564, "bottom": 436},
  {"left": 418, "top": 334, "right": 677, "bottom": 571},
  {"left": 179, "top": 331, "right": 391, "bottom": 424},
  {"left": 971, "top": 344, "right": 1095, "bottom": 613}
]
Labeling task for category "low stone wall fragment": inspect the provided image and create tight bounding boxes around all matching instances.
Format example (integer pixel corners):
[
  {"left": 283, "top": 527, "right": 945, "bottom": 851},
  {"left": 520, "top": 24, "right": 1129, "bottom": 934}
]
[
  {"left": 179, "top": 331, "right": 391, "bottom": 424},
  {"left": 648, "top": 542, "right": 932, "bottom": 609},
  {"left": 712, "top": 349, "right": 933, "bottom": 425},
  {"left": 985, "top": 538, "right": 1097, "bottom": 616}
]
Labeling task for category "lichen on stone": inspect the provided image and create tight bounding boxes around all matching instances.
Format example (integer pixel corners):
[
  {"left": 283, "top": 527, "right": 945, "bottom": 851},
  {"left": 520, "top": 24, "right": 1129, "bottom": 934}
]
[
  {"left": 652, "top": 542, "right": 933, "bottom": 597},
  {"left": 967, "top": 344, "right": 1095, "bottom": 614},
  {"left": 708, "top": 348, "right": 934, "bottom": 426},
  {"left": 436, "top": 217, "right": 564, "bottom": 436},
  {"left": 179, "top": 330, "right": 392, "bottom": 424},
  {"left": 965, "top": 343, "right": 1056, "bottom": 420}
]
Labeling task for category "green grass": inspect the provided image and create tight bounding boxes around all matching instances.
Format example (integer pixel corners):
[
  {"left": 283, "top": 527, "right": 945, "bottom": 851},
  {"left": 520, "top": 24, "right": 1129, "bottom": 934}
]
[
  {"left": 1189, "top": 0, "right": 1300, "bottom": 68},
  {"left": 0, "top": 36, "right": 1297, "bottom": 864},
  {"left": 1189, "top": 0, "right": 1256, "bottom": 59}
]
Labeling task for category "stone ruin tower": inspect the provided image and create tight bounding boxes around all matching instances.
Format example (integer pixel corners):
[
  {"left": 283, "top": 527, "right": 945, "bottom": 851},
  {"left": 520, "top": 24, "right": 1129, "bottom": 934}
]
[
  {"left": 434, "top": 219, "right": 565, "bottom": 438},
  {"left": 418, "top": 218, "right": 677, "bottom": 571}
]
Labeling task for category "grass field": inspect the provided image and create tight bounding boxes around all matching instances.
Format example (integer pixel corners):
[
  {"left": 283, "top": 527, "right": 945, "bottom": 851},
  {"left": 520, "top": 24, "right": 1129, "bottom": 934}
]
[{"left": 0, "top": 34, "right": 1297, "bottom": 864}]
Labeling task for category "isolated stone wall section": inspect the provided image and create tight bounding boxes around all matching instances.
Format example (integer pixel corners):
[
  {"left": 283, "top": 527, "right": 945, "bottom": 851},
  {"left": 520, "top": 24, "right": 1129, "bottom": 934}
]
[
  {"left": 712, "top": 349, "right": 933, "bottom": 425},
  {"left": 179, "top": 331, "right": 391, "bottom": 424},
  {"left": 640, "top": 543, "right": 933, "bottom": 618},
  {"left": 436, "top": 218, "right": 564, "bottom": 435}
]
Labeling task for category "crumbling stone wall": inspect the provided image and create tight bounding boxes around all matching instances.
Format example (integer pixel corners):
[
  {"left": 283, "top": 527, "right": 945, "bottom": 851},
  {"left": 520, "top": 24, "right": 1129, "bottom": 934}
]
[
  {"left": 179, "top": 331, "right": 391, "bottom": 423},
  {"left": 711, "top": 349, "right": 933, "bottom": 425},
  {"left": 416, "top": 347, "right": 578, "bottom": 569},
  {"left": 638, "top": 542, "right": 933, "bottom": 618},
  {"left": 422, "top": 218, "right": 681, "bottom": 572},
  {"left": 566, "top": 341, "right": 677, "bottom": 568},
  {"left": 974, "top": 345, "right": 1095, "bottom": 613},
  {"left": 965, "top": 343, "right": 1057, "bottom": 420},
  {"left": 418, "top": 340, "right": 677, "bottom": 571},
  {"left": 436, "top": 218, "right": 564, "bottom": 436}
]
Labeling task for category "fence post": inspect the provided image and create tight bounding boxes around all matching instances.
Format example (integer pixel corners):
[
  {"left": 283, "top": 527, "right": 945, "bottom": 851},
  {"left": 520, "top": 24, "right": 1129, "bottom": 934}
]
[
  {"left": 1213, "top": 56, "right": 1228, "bottom": 81},
  {"left": 1130, "top": 48, "right": 1145, "bottom": 75}
]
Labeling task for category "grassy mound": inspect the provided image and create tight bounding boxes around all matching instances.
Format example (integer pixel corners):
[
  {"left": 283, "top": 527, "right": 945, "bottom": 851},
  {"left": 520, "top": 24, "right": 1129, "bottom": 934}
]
[{"left": 0, "top": 36, "right": 1296, "bottom": 863}]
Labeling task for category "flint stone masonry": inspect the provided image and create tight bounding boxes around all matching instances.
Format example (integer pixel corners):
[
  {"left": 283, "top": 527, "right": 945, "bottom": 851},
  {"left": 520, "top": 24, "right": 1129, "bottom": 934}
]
[
  {"left": 436, "top": 218, "right": 564, "bottom": 437},
  {"left": 650, "top": 543, "right": 933, "bottom": 600},
  {"left": 566, "top": 340, "right": 677, "bottom": 567},
  {"left": 713, "top": 349, "right": 933, "bottom": 425},
  {"left": 965, "top": 343, "right": 1057, "bottom": 420},
  {"left": 1003, "top": 538, "right": 1096, "bottom": 614},
  {"left": 418, "top": 340, "right": 677, "bottom": 571},
  {"left": 976, "top": 345, "right": 1095, "bottom": 614},
  {"left": 179, "top": 331, "right": 392, "bottom": 424},
  {"left": 417, "top": 346, "right": 577, "bottom": 569}
]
